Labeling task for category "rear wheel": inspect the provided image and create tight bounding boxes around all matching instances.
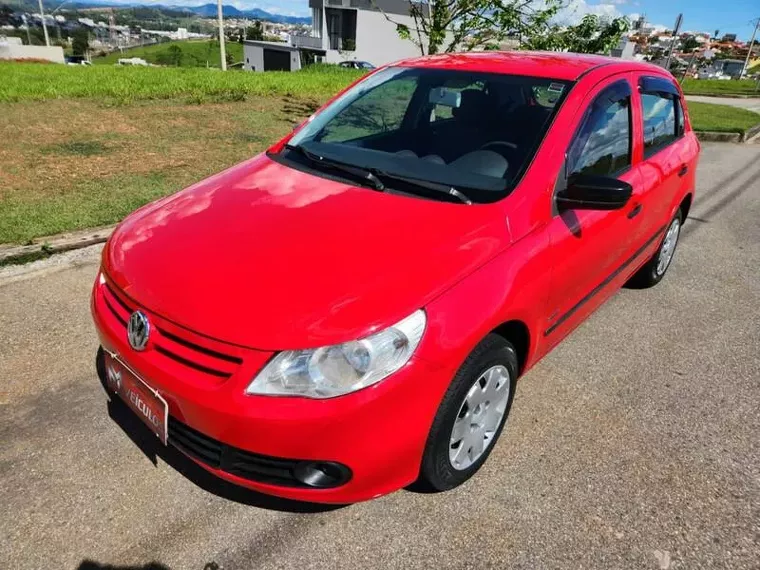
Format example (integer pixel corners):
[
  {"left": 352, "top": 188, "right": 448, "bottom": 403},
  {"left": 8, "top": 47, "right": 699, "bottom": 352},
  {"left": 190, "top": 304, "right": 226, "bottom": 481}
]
[
  {"left": 629, "top": 209, "right": 682, "bottom": 288},
  {"left": 418, "top": 334, "right": 518, "bottom": 491}
]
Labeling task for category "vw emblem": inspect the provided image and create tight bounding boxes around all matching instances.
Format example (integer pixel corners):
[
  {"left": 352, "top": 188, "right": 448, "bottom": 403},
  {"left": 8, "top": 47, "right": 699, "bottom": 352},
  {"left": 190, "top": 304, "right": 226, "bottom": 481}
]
[{"left": 127, "top": 310, "right": 150, "bottom": 351}]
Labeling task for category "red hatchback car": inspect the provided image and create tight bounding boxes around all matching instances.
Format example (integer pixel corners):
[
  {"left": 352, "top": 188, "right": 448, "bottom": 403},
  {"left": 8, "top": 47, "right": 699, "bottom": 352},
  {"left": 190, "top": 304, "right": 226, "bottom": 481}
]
[{"left": 92, "top": 52, "right": 699, "bottom": 503}]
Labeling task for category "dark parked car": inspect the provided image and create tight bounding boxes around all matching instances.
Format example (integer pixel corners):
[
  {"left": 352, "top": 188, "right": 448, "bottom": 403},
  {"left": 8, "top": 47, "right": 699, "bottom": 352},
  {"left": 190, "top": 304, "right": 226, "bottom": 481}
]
[{"left": 339, "top": 60, "right": 375, "bottom": 70}]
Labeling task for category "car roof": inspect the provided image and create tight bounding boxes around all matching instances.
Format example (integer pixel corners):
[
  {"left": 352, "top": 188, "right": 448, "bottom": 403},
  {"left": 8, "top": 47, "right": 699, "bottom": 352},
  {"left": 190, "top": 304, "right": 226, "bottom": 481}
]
[{"left": 395, "top": 51, "right": 665, "bottom": 81}]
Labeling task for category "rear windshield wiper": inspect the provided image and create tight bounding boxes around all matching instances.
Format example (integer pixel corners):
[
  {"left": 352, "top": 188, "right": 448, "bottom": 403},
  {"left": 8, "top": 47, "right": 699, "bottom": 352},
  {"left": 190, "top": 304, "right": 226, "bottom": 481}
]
[
  {"left": 374, "top": 172, "right": 473, "bottom": 205},
  {"left": 284, "top": 144, "right": 385, "bottom": 191}
]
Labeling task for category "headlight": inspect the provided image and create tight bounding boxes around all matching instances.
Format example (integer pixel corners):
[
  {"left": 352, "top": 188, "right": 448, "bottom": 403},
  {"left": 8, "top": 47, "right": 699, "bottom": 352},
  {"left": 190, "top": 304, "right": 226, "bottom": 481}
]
[{"left": 246, "top": 310, "right": 426, "bottom": 399}]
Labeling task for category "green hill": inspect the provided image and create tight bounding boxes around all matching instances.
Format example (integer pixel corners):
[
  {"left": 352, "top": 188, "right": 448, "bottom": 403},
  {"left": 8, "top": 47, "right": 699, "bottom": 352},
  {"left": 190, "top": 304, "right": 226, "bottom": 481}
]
[{"left": 94, "top": 40, "right": 245, "bottom": 68}]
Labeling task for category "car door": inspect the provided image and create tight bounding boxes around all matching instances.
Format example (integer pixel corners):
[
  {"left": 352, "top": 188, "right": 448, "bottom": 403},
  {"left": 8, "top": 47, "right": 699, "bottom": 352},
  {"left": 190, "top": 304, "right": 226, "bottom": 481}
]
[
  {"left": 633, "top": 75, "right": 692, "bottom": 242},
  {"left": 544, "top": 76, "right": 643, "bottom": 343}
]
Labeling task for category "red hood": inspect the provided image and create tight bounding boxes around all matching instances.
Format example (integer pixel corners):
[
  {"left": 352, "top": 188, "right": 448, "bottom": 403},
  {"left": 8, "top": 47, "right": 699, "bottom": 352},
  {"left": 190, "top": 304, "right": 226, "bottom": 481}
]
[{"left": 105, "top": 154, "right": 508, "bottom": 350}]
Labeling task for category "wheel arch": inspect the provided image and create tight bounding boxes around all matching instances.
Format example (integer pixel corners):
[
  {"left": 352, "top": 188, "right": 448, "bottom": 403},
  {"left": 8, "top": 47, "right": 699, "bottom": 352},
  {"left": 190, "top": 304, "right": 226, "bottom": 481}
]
[
  {"left": 679, "top": 192, "right": 693, "bottom": 221},
  {"left": 489, "top": 319, "right": 531, "bottom": 375}
]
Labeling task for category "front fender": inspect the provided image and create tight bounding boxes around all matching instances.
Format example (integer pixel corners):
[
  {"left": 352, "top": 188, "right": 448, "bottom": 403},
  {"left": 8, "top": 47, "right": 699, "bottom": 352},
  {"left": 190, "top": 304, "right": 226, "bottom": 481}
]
[{"left": 415, "top": 225, "right": 552, "bottom": 381}]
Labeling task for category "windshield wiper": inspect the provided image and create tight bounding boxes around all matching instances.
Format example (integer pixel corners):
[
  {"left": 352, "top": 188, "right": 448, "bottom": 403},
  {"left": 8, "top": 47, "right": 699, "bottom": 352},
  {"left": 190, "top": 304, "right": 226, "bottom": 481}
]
[
  {"left": 374, "top": 172, "right": 473, "bottom": 205},
  {"left": 284, "top": 144, "right": 385, "bottom": 191}
]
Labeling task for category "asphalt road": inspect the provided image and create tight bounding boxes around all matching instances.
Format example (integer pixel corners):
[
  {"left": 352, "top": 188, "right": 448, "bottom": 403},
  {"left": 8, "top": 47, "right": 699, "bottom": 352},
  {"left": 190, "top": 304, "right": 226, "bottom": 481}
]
[
  {"left": 1, "top": 143, "right": 759, "bottom": 570},
  {"left": 685, "top": 95, "right": 760, "bottom": 113}
]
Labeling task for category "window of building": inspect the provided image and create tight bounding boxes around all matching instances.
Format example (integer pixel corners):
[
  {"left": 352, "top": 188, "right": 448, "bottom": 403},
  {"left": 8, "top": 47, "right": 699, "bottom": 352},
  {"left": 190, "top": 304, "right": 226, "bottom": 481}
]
[{"left": 567, "top": 82, "right": 632, "bottom": 177}]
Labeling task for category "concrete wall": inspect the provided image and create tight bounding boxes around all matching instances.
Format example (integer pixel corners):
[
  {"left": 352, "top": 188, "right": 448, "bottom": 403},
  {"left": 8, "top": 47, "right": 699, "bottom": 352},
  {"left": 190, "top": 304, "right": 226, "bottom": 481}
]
[
  {"left": 0, "top": 44, "right": 65, "bottom": 64},
  {"left": 243, "top": 43, "right": 265, "bottom": 71},
  {"left": 324, "top": 10, "right": 425, "bottom": 66}
]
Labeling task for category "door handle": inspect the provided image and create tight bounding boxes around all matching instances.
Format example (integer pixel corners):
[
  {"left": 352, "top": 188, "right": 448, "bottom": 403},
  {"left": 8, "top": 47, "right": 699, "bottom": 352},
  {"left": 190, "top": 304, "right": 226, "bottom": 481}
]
[
  {"left": 627, "top": 203, "right": 642, "bottom": 219},
  {"left": 678, "top": 164, "right": 689, "bottom": 177}
]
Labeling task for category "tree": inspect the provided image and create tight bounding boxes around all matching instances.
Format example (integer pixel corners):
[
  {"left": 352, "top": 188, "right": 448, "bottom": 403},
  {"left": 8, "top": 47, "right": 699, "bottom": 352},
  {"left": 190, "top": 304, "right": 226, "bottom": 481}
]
[
  {"left": 524, "top": 14, "right": 630, "bottom": 54},
  {"left": 72, "top": 28, "right": 89, "bottom": 56},
  {"left": 376, "top": 0, "right": 563, "bottom": 55},
  {"left": 247, "top": 21, "right": 263, "bottom": 41},
  {"left": 0, "top": 4, "right": 14, "bottom": 26},
  {"left": 156, "top": 44, "right": 184, "bottom": 66},
  {"left": 681, "top": 35, "right": 700, "bottom": 52}
]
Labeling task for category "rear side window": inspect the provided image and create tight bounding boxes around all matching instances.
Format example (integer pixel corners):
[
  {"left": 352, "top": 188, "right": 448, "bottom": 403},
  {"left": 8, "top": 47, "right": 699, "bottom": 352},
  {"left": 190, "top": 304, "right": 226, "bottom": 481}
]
[{"left": 567, "top": 81, "right": 632, "bottom": 177}]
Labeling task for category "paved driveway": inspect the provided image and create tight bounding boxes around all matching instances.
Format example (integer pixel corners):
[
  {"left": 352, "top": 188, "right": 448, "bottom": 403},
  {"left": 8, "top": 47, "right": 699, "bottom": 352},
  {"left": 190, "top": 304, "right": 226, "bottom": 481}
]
[
  {"left": 685, "top": 95, "right": 760, "bottom": 113},
  {"left": 1, "top": 143, "right": 759, "bottom": 570}
]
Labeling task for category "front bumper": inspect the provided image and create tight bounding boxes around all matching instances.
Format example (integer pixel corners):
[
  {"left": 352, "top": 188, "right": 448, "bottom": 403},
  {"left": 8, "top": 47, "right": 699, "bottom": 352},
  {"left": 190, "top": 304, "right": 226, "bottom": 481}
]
[{"left": 92, "top": 275, "right": 451, "bottom": 503}]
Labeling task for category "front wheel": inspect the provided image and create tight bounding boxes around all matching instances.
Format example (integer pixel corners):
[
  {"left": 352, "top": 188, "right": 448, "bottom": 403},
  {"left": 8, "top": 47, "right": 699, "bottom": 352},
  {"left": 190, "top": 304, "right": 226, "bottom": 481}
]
[
  {"left": 629, "top": 210, "right": 682, "bottom": 288},
  {"left": 417, "top": 334, "right": 518, "bottom": 491}
]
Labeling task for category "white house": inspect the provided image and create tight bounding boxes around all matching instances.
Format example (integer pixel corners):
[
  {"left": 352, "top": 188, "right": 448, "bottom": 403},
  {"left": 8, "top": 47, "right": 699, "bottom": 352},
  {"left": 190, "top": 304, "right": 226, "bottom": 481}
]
[
  {"left": 291, "top": 0, "right": 428, "bottom": 67},
  {"left": 0, "top": 36, "right": 65, "bottom": 63}
]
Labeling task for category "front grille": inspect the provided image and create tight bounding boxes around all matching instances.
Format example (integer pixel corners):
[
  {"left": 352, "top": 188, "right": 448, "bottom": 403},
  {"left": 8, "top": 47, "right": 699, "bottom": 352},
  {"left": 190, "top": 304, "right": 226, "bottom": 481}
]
[
  {"left": 168, "top": 418, "right": 309, "bottom": 488},
  {"left": 101, "top": 280, "right": 242, "bottom": 383}
]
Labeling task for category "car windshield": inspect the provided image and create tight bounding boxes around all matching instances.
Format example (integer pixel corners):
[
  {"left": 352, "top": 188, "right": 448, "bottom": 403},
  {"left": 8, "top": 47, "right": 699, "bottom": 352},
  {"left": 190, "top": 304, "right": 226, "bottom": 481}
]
[{"left": 283, "top": 66, "right": 572, "bottom": 203}]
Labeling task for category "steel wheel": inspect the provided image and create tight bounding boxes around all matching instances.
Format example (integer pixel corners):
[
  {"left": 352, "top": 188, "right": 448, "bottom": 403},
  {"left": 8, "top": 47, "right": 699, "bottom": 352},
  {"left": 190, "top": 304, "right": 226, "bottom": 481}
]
[
  {"left": 449, "top": 365, "right": 511, "bottom": 471},
  {"left": 656, "top": 217, "right": 681, "bottom": 276}
]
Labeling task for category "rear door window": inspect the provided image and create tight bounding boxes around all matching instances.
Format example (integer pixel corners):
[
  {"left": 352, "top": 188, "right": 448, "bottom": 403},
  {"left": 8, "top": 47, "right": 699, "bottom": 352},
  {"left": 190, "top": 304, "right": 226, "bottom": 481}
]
[
  {"left": 639, "top": 76, "right": 684, "bottom": 158},
  {"left": 641, "top": 93, "right": 677, "bottom": 155}
]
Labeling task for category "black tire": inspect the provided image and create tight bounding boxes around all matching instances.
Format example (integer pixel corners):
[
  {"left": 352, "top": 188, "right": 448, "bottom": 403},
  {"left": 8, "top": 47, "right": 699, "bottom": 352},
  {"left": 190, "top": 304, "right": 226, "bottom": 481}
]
[
  {"left": 418, "top": 334, "right": 518, "bottom": 492},
  {"left": 628, "top": 209, "right": 683, "bottom": 289}
]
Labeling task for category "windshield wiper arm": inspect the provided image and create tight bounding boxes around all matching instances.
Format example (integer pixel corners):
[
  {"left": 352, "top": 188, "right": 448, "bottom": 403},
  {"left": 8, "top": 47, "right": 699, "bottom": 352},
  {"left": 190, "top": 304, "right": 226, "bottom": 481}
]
[
  {"left": 374, "top": 172, "right": 473, "bottom": 205},
  {"left": 284, "top": 144, "right": 385, "bottom": 191}
]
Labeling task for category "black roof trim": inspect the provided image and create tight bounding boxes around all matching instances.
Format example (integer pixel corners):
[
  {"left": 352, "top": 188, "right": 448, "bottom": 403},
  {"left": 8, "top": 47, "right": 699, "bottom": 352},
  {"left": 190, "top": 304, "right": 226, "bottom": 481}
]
[{"left": 574, "top": 61, "right": 617, "bottom": 81}]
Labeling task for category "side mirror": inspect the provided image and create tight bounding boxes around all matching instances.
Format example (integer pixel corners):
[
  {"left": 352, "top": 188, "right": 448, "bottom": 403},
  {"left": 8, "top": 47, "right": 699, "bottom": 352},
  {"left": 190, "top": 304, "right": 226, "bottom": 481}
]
[{"left": 556, "top": 174, "right": 632, "bottom": 211}]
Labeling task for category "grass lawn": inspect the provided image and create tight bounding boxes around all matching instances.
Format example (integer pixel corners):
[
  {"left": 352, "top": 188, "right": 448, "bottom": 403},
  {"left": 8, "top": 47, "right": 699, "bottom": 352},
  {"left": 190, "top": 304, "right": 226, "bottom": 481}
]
[
  {"left": 687, "top": 101, "right": 760, "bottom": 133},
  {"left": 0, "top": 61, "right": 362, "bottom": 104},
  {"left": 93, "top": 40, "right": 245, "bottom": 68},
  {"left": 0, "top": 62, "right": 365, "bottom": 244},
  {"left": 681, "top": 78, "right": 759, "bottom": 97}
]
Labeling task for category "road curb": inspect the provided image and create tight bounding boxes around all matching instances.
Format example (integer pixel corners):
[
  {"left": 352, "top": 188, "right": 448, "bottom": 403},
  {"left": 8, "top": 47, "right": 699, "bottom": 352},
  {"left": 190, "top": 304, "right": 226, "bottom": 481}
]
[
  {"left": 695, "top": 131, "right": 742, "bottom": 143},
  {"left": 0, "top": 225, "right": 115, "bottom": 265},
  {"left": 743, "top": 122, "right": 760, "bottom": 142},
  {"left": 683, "top": 93, "right": 757, "bottom": 99},
  {"left": 695, "top": 122, "right": 760, "bottom": 143}
]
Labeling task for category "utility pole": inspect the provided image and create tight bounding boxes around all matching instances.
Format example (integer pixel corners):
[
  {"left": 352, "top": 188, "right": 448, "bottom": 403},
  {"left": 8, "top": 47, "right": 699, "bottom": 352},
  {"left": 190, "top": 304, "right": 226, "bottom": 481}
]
[
  {"left": 741, "top": 18, "right": 759, "bottom": 79},
  {"left": 664, "top": 13, "right": 683, "bottom": 71},
  {"left": 37, "top": 0, "right": 50, "bottom": 47},
  {"left": 21, "top": 14, "right": 31, "bottom": 44},
  {"left": 681, "top": 50, "right": 698, "bottom": 82},
  {"left": 216, "top": 0, "right": 227, "bottom": 71}
]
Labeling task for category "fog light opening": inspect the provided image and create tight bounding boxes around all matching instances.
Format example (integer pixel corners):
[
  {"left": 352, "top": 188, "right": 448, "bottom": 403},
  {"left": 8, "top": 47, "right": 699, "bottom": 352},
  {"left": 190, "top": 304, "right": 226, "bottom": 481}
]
[{"left": 293, "top": 461, "right": 352, "bottom": 488}]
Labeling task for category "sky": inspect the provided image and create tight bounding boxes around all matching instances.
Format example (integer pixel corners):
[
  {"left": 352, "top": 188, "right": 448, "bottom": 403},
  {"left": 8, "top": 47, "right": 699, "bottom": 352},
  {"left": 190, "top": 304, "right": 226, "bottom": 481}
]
[
  {"left": 115, "top": 0, "right": 759, "bottom": 40},
  {"left": 558, "top": 0, "right": 759, "bottom": 41}
]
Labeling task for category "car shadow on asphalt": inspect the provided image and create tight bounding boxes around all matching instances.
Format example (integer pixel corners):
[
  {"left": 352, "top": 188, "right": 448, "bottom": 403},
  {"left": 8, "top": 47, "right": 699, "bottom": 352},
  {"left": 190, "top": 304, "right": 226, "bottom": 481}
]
[{"left": 105, "top": 397, "right": 346, "bottom": 514}]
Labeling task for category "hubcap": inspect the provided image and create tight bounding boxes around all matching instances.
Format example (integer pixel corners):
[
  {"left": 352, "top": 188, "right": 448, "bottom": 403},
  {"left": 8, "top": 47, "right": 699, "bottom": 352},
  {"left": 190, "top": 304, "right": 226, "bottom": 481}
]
[
  {"left": 656, "top": 217, "right": 681, "bottom": 276},
  {"left": 449, "top": 365, "right": 511, "bottom": 471}
]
